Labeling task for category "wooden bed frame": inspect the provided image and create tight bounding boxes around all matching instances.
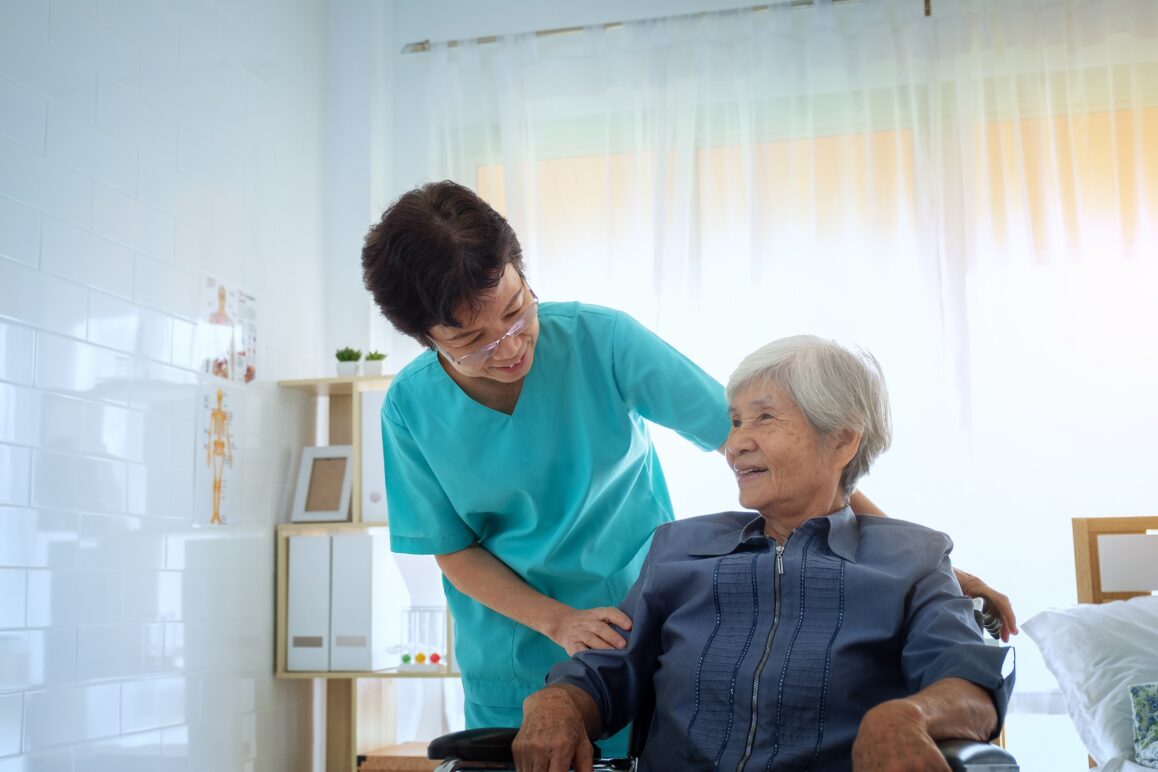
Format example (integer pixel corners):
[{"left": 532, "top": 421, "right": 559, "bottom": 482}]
[
  {"left": 1072, "top": 516, "right": 1158, "bottom": 604},
  {"left": 1070, "top": 516, "right": 1158, "bottom": 768}
]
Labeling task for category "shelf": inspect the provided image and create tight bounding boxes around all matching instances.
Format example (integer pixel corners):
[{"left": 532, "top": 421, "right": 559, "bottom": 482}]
[
  {"left": 277, "top": 667, "right": 460, "bottom": 680},
  {"left": 279, "top": 521, "right": 388, "bottom": 535},
  {"left": 279, "top": 374, "right": 394, "bottom": 396}
]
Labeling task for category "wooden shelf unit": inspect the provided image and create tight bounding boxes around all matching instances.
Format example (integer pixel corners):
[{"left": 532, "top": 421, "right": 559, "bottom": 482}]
[
  {"left": 279, "top": 375, "right": 394, "bottom": 523},
  {"left": 275, "top": 375, "right": 459, "bottom": 772}
]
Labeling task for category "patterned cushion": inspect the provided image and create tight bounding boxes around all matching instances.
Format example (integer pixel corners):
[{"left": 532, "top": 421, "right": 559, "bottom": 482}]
[{"left": 1132, "top": 682, "right": 1158, "bottom": 769}]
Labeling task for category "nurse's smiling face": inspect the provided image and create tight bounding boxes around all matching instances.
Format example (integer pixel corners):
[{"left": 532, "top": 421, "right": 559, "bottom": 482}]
[{"left": 427, "top": 265, "right": 540, "bottom": 384}]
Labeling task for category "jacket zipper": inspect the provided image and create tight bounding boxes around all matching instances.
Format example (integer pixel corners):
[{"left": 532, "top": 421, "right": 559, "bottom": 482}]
[{"left": 736, "top": 538, "right": 786, "bottom": 771}]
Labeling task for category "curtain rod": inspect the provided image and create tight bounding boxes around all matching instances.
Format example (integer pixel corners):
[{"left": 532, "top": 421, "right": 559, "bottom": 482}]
[{"left": 400, "top": 0, "right": 924, "bottom": 55}]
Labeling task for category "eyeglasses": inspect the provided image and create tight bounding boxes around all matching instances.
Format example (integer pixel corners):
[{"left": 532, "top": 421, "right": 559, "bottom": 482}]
[{"left": 433, "top": 289, "right": 539, "bottom": 367}]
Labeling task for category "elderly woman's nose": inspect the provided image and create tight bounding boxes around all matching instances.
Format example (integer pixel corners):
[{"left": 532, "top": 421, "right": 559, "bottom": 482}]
[{"left": 726, "top": 425, "right": 755, "bottom": 455}]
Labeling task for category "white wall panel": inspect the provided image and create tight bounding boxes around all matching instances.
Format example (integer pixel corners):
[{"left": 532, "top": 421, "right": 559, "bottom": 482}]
[
  {"left": 0, "top": 507, "right": 80, "bottom": 569},
  {"left": 0, "top": 196, "right": 40, "bottom": 267},
  {"left": 80, "top": 515, "right": 169, "bottom": 572},
  {"left": 95, "top": 77, "right": 178, "bottom": 164},
  {"left": 46, "top": 104, "right": 138, "bottom": 195},
  {"left": 0, "top": 76, "right": 47, "bottom": 152},
  {"left": 0, "top": 19, "right": 95, "bottom": 118},
  {"left": 0, "top": 0, "right": 51, "bottom": 39},
  {"left": 0, "top": 444, "right": 31, "bottom": 506},
  {"left": 92, "top": 184, "right": 175, "bottom": 264},
  {"left": 0, "top": 570, "right": 27, "bottom": 629},
  {"left": 49, "top": 5, "right": 140, "bottom": 90},
  {"left": 0, "top": 692, "right": 22, "bottom": 756},
  {"left": 0, "top": 139, "right": 92, "bottom": 228},
  {"left": 26, "top": 569, "right": 124, "bottom": 627},
  {"left": 0, "top": 258, "right": 89, "bottom": 338},
  {"left": 22, "top": 683, "right": 120, "bottom": 750},
  {"left": 32, "top": 450, "right": 127, "bottom": 514},
  {"left": 76, "top": 622, "right": 165, "bottom": 681},
  {"left": 0, "top": 321, "right": 36, "bottom": 386},
  {"left": 0, "top": 383, "right": 41, "bottom": 446},
  {"left": 2, "top": 0, "right": 332, "bottom": 767},
  {"left": 0, "top": 628, "right": 78, "bottom": 691},
  {"left": 41, "top": 217, "right": 134, "bottom": 298}
]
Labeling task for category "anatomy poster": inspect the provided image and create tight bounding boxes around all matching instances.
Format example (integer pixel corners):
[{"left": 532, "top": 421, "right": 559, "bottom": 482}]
[
  {"left": 198, "top": 276, "right": 257, "bottom": 383},
  {"left": 195, "top": 383, "right": 237, "bottom": 526}
]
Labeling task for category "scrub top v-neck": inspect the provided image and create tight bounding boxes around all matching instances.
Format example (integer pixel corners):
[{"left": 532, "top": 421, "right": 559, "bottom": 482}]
[{"left": 382, "top": 301, "right": 728, "bottom": 712}]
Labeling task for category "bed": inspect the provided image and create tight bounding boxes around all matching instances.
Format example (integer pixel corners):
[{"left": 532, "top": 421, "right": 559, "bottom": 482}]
[{"left": 1023, "top": 516, "right": 1158, "bottom": 771}]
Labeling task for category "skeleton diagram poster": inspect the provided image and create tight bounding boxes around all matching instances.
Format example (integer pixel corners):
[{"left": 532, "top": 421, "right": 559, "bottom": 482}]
[{"left": 195, "top": 383, "right": 237, "bottom": 526}]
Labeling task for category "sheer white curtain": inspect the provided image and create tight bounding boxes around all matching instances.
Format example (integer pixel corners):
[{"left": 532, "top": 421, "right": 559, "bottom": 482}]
[{"left": 390, "top": 0, "right": 1158, "bottom": 760}]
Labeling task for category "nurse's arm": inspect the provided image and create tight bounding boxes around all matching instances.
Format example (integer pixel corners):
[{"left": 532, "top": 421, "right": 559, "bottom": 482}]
[
  {"left": 849, "top": 490, "right": 885, "bottom": 516},
  {"left": 435, "top": 543, "right": 633, "bottom": 657}
]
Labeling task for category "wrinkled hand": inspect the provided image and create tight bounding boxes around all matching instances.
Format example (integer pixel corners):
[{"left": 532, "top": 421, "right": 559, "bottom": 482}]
[
  {"left": 953, "top": 568, "right": 1018, "bottom": 643},
  {"left": 549, "top": 606, "right": 632, "bottom": 656},
  {"left": 513, "top": 688, "right": 594, "bottom": 772},
  {"left": 852, "top": 700, "right": 950, "bottom": 772}
]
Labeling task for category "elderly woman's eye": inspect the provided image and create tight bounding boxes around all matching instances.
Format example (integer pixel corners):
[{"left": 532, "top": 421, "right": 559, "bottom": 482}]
[
  {"left": 730, "top": 417, "right": 742, "bottom": 428},
  {"left": 758, "top": 413, "right": 774, "bottom": 422}
]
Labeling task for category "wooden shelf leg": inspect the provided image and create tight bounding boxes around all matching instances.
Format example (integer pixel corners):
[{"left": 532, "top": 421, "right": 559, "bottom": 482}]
[{"left": 326, "top": 678, "right": 356, "bottom": 772}]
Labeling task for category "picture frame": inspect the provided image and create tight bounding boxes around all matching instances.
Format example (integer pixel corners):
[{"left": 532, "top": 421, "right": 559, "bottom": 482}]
[{"left": 291, "top": 445, "right": 354, "bottom": 522}]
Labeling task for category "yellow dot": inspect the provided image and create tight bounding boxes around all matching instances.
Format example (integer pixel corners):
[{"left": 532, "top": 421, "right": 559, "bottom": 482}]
[{"left": 415, "top": 652, "right": 426, "bottom": 664}]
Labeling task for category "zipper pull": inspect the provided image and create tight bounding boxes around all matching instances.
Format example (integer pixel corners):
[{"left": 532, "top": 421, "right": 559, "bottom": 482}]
[{"left": 775, "top": 542, "right": 785, "bottom": 575}]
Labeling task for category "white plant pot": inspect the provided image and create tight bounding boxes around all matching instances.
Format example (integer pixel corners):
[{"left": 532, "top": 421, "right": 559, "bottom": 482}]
[
  {"left": 336, "top": 361, "right": 360, "bottom": 377},
  {"left": 363, "top": 359, "right": 385, "bottom": 376}
]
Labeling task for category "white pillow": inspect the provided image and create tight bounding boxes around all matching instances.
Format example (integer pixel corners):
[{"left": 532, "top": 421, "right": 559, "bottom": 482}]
[{"left": 1023, "top": 595, "right": 1158, "bottom": 764}]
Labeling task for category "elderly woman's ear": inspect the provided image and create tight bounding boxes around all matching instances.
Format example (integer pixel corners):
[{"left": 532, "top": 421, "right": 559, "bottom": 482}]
[{"left": 830, "top": 428, "right": 862, "bottom": 470}]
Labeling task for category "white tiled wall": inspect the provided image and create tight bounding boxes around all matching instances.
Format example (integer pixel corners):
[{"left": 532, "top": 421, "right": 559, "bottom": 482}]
[{"left": 1, "top": 0, "right": 331, "bottom": 769}]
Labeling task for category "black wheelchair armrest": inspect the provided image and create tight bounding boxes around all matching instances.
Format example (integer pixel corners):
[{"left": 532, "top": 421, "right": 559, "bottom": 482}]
[
  {"left": 937, "top": 738, "right": 1019, "bottom": 771},
  {"left": 428, "top": 728, "right": 1017, "bottom": 770},
  {"left": 428, "top": 728, "right": 520, "bottom": 762}
]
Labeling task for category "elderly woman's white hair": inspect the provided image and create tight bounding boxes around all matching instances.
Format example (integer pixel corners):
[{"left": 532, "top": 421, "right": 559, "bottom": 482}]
[{"left": 726, "top": 335, "right": 892, "bottom": 497}]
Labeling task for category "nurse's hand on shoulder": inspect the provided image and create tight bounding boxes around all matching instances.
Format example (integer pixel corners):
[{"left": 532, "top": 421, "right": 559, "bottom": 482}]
[{"left": 549, "top": 606, "right": 632, "bottom": 656}]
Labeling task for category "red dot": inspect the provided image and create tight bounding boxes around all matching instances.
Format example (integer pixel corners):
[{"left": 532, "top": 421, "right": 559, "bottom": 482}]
[{"left": 430, "top": 653, "right": 441, "bottom": 664}]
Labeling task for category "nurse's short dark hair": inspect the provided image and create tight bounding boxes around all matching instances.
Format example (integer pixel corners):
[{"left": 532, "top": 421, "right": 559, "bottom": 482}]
[{"left": 362, "top": 180, "right": 526, "bottom": 345}]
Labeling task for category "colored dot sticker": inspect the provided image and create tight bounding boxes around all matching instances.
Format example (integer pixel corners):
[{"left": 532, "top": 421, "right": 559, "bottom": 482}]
[
  {"left": 415, "top": 652, "right": 426, "bottom": 664},
  {"left": 401, "top": 654, "right": 411, "bottom": 664},
  {"left": 430, "top": 653, "right": 441, "bottom": 664}
]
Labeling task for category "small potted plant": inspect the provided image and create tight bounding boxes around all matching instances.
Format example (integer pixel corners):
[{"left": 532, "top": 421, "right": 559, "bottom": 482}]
[
  {"left": 363, "top": 350, "right": 388, "bottom": 376},
  {"left": 335, "top": 347, "right": 362, "bottom": 377}
]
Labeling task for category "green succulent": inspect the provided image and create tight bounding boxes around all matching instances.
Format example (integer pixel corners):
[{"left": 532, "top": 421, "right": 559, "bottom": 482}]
[
  {"left": 365, "top": 350, "right": 387, "bottom": 361},
  {"left": 335, "top": 347, "right": 362, "bottom": 362}
]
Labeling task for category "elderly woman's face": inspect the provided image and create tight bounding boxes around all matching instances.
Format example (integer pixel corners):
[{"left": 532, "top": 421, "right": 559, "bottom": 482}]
[{"left": 726, "top": 380, "right": 850, "bottom": 522}]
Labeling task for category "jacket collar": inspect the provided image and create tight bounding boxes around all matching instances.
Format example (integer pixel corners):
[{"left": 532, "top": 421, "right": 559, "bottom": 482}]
[{"left": 689, "top": 506, "right": 859, "bottom": 562}]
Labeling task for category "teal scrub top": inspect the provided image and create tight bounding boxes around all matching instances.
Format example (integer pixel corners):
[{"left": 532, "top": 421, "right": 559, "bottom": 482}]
[{"left": 382, "top": 301, "right": 729, "bottom": 712}]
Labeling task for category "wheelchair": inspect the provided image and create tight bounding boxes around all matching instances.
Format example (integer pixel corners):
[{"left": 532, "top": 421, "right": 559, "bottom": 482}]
[
  {"left": 428, "top": 727, "right": 1018, "bottom": 771},
  {"left": 428, "top": 598, "right": 1017, "bottom": 769}
]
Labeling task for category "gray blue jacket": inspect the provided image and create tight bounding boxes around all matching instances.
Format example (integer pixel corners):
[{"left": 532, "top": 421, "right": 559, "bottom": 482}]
[{"left": 548, "top": 507, "right": 1015, "bottom": 771}]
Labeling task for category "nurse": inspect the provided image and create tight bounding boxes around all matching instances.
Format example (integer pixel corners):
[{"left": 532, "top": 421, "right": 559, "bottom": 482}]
[{"left": 360, "top": 181, "right": 1015, "bottom": 749}]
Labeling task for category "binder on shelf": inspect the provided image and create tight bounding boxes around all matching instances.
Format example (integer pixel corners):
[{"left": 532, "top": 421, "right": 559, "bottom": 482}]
[
  {"left": 287, "top": 534, "right": 332, "bottom": 671},
  {"left": 359, "top": 388, "right": 390, "bottom": 523},
  {"left": 330, "top": 532, "right": 401, "bottom": 671}
]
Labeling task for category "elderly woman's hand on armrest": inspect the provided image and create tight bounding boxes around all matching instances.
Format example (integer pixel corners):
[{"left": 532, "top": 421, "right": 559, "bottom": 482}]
[
  {"left": 513, "top": 685, "right": 600, "bottom": 772},
  {"left": 851, "top": 677, "right": 998, "bottom": 772}
]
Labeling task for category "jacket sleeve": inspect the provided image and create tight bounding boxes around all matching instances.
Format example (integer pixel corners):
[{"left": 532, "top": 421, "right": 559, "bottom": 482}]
[
  {"left": 544, "top": 526, "right": 671, "bottom": 738},
  {"left": 900, "top": 535, "right": 1016, "bottom": 738}
]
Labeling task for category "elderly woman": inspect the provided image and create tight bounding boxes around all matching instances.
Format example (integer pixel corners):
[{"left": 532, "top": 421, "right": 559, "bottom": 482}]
[{"left": 513, "top": 336, "right": 1014, "bottom": 772}]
